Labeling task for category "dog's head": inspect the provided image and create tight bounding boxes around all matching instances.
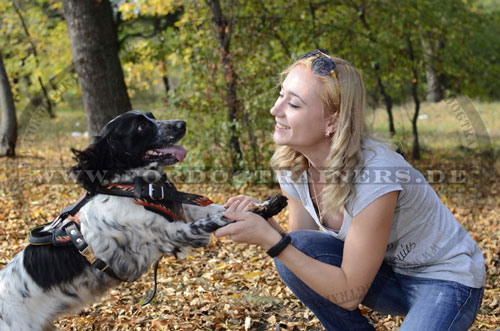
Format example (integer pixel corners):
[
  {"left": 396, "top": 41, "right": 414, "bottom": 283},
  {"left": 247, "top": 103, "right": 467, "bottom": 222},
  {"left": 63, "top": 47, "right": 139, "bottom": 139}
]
[
  {"left": 70, "top": 110, "right": 187, "bottom": 190},
  {"left": 99, "top": 110, "right": 187, "bottom": 167}
]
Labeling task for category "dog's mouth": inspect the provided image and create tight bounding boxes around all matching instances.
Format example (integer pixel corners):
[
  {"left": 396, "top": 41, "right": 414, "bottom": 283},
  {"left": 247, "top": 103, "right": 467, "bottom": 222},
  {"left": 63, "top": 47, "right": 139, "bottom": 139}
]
[{"left": 144, "top": 145, "right": 187, "bottom": 165}]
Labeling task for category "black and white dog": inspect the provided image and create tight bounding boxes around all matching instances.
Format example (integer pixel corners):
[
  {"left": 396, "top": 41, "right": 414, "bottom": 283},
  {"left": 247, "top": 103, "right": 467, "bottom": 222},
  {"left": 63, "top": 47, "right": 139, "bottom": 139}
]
[{"left": 0, "top": 110, "right": 286, "bottom": 331}]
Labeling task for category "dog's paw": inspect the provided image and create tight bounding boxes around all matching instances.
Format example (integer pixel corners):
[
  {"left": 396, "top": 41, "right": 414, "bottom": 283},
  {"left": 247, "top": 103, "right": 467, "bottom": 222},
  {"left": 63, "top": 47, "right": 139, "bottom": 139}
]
[
  {"left": 250, "top": 194, "right": 288, "bottom": 219},
  {"left": 189, "top": 213, "right": 233, "bottom": 233},
  {"left": 176, "top": 214, "right": 233, "bottom": 250}
]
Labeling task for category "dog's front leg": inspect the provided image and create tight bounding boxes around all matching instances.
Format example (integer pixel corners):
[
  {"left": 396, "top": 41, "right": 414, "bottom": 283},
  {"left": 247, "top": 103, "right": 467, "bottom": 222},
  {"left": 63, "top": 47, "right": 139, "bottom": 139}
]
[
  {"left": 173, "top": 195, "right": 287, "bottom": 252},
  {"left": 181, "top": 203, "right": 225, "bottom": 222},
  {"left": 175, "top": 212, "right": 233, "bottom": 248}
]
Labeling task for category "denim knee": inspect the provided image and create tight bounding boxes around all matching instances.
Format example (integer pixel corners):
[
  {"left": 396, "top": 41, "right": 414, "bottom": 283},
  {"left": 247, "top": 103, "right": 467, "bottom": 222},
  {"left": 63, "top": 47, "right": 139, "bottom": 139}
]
[{"left": 288, "top": 230, "right": 344, "bottom": 262}]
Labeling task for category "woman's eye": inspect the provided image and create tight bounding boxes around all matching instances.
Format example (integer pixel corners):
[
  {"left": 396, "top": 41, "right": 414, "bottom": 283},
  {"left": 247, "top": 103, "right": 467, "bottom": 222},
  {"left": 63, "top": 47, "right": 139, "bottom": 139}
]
[{"left": 289, "top": 103, "right": 299, "bottom": 109}]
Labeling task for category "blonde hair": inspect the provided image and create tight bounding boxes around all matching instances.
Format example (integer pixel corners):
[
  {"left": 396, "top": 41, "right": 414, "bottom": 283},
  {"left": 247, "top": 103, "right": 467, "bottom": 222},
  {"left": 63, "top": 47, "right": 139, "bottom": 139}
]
[{"left": 271, "top": 55, "right": 370, "bottom": 215}]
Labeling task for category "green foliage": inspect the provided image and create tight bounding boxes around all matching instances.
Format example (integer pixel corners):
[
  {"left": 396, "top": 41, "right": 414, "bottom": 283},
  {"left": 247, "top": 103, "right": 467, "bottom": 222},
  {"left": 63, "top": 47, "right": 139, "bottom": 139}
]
[
  {"left": 0, "top": 0, "right": 76, "bottom": 115},
  {"left": 1, "top": 0, "right": 498, "bottom": 169}
]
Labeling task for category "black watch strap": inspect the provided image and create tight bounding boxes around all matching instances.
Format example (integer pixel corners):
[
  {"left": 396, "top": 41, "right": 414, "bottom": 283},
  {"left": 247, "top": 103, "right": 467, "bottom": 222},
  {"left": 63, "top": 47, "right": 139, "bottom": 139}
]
[{"left": 266, "top": 234, "right": 292, "bottom": 258}]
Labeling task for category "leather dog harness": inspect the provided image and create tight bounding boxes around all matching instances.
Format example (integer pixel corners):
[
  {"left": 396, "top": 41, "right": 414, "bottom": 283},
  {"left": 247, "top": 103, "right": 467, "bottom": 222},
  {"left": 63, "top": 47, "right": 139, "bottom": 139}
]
[{"left": 28, "top": 175, "right": 213, "bottom": 305}]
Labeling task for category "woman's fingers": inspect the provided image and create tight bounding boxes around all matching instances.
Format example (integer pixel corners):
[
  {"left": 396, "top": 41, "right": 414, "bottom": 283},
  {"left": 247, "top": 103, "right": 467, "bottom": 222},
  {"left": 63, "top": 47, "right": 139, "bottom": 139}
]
[
  {"left": 214, "top": 221, "right": 236, "bottom": 237},
  {"left": 215, "top": 211, "right": 281, "bottom": 247},
  {"left": 225, "top": 200, "right": 238, "bottom": 211},
  {"left": 225, "top": 200, "right": 242, "bottom": 213},
  {"left": 214, "top": 211, "right": 251, "bottom": 237},
  {"left": 223, "top": 210, "right": 245, "bottom": 221},
  {"left": 224, "top": 195, "right": 259, "bottom": 208},
  {"left": 237, "top": 199, "right": 253, "bottom": 212}
]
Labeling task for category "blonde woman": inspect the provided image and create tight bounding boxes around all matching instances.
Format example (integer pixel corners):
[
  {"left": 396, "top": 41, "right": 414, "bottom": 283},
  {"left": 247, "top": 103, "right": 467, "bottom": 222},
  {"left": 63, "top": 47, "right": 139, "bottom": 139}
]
[{"left": 214, "top": 50, "right": 485, "bottom": 330}]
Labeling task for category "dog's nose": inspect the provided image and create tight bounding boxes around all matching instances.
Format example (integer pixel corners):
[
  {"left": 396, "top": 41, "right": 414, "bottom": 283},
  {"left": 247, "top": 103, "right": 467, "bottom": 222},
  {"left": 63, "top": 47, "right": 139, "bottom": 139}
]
[{"left": 175, "top": 121, "right": 186, "bottom": 131}]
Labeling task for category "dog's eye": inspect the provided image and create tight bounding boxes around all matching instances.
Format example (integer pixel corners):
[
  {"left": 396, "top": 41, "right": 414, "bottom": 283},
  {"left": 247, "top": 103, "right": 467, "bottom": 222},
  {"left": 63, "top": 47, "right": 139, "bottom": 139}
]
[{"left": 137, "top": 124, "right": 145, "bottom": 132}]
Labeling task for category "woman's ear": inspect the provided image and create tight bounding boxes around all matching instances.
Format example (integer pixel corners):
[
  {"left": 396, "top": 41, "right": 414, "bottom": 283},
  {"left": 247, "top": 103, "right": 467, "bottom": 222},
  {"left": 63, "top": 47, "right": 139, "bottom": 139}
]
[{"left": 325, "top": 113, "right": 339, "bottom": 137}]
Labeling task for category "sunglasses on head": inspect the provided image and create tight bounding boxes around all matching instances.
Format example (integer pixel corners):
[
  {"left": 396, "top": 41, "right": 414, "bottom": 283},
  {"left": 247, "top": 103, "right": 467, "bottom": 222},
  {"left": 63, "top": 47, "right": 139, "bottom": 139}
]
[{"left": 298, "top": 50, "right": 341, "bottom": 105}]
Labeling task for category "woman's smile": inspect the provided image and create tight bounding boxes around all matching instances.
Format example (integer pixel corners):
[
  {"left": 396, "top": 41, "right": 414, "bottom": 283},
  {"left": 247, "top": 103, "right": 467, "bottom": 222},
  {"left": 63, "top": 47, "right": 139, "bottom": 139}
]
[{"left": 275, "top": 122, "right": 291, "bottom": 130}]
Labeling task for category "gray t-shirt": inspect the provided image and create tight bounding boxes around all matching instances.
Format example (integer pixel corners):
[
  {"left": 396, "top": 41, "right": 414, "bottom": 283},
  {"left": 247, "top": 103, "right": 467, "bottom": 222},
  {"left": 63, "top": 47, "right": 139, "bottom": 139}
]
[{"left": 277, "top": 139, "right": 485, "bottom": 288}]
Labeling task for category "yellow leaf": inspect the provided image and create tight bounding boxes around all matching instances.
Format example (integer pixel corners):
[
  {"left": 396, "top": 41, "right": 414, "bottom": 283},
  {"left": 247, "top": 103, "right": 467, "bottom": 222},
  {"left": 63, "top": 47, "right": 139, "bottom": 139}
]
[{"left": 243, "top": 271, "right": 262, "bottom": 279}]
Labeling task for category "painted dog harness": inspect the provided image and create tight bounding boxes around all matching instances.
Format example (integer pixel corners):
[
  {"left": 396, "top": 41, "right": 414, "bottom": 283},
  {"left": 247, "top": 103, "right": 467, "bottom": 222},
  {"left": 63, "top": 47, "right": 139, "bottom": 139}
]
[{"left": 28, "top": 175, "right": 213, "bottom": 305}]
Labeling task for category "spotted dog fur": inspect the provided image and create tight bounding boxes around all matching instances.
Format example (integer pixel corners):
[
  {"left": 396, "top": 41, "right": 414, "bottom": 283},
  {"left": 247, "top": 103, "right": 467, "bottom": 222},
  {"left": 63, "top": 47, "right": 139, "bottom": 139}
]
[{"left": 0, "top": 111, "right": 286, "bottom": 331}]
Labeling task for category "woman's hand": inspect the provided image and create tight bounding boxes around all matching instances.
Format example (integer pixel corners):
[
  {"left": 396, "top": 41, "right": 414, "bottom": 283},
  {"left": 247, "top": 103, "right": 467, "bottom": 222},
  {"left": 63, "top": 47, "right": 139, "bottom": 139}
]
[
  {"left": 223, "top": 195, "right": 259, "bottom": 209},
  {"left": 214, "top": 200, "right": 283, "bottom": 249},
  {"left": 224, "top": 194, "right": 287, "bottom": 235}
]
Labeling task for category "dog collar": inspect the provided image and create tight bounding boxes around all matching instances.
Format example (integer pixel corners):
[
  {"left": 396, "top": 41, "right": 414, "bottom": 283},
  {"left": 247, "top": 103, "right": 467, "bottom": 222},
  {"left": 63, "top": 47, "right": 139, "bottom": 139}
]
[{"left": 95, "top": 176, "right": 213, "bottom": 222}]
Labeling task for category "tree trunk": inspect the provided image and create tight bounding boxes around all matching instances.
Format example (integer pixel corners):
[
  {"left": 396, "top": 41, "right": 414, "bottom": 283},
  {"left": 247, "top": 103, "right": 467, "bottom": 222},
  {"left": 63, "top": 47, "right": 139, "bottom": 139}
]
[
  {"left": 356, "top": 6, "right": 396, "bottom": 137},
  {"left": 0, "top": 51, "right": 18, "bottom": 157},
  {"left": 374, "top": 64, "right": 396, "bottom": 137},
  {"left": 206, "top": 0, "right": 243, "bottom": 171},
  {"left": 406, "top": 35, "right": 421, "bottom": 160},
  {"left": 308, "top": 1, "right": 320, "bottom": 50},
  {"left": 62, "top": 0, "right": 131, "bottom": 138},
  {"left": 160, "top": 59, "right": 170, "bottom": 96},
  {"left": 422, "top": 37, "right": 445, "bottom": 103}
]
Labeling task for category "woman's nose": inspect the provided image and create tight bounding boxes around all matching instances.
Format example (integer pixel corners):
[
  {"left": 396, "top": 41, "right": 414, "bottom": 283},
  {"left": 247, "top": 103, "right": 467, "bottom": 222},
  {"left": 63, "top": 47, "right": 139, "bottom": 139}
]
[{"left": 270, "top": 99, "right": 284, "bottom": 116}]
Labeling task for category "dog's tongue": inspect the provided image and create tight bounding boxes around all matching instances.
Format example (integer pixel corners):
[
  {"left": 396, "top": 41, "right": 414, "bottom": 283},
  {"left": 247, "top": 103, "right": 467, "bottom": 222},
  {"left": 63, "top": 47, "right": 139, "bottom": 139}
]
[{"left": 160, "top": 145, "right": 187, "bottom": 162}]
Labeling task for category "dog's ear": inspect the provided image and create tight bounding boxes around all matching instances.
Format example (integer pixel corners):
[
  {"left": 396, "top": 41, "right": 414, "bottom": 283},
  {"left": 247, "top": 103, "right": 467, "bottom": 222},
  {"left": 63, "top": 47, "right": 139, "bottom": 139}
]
[
  {"left": 68, "top": 111, "right": 157, "bottom": 190},
  {"left": 69, "top": 134, "right": 116, "bottom": 191}
]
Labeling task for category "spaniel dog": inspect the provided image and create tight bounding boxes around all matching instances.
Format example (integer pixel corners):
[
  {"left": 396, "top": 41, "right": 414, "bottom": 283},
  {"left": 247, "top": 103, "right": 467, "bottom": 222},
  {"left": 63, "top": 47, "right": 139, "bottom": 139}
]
[{"left": 0, "top": 110, "right": 287, "bottom": 330}]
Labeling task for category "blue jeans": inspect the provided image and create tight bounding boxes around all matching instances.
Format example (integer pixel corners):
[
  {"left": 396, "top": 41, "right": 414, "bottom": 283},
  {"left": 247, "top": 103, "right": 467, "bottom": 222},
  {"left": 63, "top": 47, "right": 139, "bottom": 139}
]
[{"left": 274, "top": 230, "right": 484, "bottom": 331}]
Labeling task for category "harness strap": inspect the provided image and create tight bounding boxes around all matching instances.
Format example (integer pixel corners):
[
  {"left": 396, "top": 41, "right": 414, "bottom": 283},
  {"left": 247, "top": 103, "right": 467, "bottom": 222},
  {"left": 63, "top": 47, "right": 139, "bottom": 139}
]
[
  {"left": 61, "top": 191, "right": 96, "bottom": 217},
  {"left": 95, "top": 182, "right": 213, "bottom": 206},
  {"left": 94, "top": 180, "right": 213, "bottom": 222},
  {"left": 65, "top": 223, "right": 126, "bottom": 282},
  {"left": 28, "top": 192, "right": 95, "bottom": 246}
]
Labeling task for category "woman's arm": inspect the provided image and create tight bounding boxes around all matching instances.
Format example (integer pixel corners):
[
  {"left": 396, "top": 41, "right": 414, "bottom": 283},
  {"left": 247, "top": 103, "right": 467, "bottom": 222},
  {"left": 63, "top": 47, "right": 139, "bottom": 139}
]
[
  {"left": 216, "top": 190, "right": 398, "bottom": 311},
  {"left": 275, "top": 190, "right": 398, "bottom": 310},
  {"left": 283, "top": 190, "right": 319, "bottom": 232}
]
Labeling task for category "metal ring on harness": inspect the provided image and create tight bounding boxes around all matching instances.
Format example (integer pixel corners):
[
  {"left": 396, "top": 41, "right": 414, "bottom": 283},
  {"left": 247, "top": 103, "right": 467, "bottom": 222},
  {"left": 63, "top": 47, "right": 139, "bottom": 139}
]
[{"left": 148, "top": 183, "right": 165, "bottom": 200}]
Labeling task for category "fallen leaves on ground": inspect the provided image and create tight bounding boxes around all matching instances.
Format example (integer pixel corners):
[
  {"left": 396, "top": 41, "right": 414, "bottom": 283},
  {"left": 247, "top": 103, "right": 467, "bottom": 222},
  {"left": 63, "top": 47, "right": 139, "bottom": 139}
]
[{"left": 0, "top": 136, "right": 498, "bottom": 330}]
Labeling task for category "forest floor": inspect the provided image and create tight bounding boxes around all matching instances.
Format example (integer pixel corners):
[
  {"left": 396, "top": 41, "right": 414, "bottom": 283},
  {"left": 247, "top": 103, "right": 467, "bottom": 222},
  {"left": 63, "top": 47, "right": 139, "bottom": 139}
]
[{"left": 0, "top": 100, "right": 499, "bottom": 330}]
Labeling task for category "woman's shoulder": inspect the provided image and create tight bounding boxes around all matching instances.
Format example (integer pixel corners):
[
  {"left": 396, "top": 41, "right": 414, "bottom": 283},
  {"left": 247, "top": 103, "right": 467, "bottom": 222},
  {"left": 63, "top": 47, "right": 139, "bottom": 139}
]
[
  {"left": 361, "top": 138, "right": 407, "bottom": 167},
  {"left": 275, "top": 169, "right": 307, "bottom": 200}
]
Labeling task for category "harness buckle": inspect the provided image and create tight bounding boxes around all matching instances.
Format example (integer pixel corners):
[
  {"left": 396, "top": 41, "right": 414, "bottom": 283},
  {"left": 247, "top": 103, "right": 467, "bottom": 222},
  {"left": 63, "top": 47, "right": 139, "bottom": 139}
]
[
  {"left": 148, "top": 184, "right": 164, "bottom": 200},
  {"left": 81, "top": 246, "right": 96, "bottom": 264}
]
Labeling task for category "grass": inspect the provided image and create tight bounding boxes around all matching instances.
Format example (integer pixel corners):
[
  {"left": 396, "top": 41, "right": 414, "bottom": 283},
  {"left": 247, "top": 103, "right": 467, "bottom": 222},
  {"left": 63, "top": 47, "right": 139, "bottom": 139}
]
[{"left": 366, "top": 98, "right": 499, "bottom": 157}]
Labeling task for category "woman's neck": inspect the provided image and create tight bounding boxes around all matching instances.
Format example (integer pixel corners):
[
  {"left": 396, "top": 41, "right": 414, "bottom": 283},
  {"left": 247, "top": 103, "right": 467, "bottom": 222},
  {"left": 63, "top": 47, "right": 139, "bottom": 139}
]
[{"left": 301, "top": 142, "right": 331, "bottom": 173}]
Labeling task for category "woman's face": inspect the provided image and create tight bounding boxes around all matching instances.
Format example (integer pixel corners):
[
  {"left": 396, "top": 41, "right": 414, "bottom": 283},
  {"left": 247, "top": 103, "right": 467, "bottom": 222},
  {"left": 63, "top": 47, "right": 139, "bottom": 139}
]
[{"left": 270, "top": 65, "right": 330, "bottom": 152}]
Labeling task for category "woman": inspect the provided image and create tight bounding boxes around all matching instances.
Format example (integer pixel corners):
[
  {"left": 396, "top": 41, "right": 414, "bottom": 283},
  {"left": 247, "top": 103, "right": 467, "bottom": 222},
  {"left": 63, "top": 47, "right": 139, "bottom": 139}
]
[{"left": 214, "top": 50, "right": 485, "bottom": 330}]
